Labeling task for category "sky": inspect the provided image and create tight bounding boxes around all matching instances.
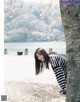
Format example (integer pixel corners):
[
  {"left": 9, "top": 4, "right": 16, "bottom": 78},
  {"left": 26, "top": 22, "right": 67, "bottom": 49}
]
[
  {"left": 22, "top": 0, "right": 59, "bottom": 4},
  {"left": 5, "top": 0, "right": 59, "bottom": 4}
]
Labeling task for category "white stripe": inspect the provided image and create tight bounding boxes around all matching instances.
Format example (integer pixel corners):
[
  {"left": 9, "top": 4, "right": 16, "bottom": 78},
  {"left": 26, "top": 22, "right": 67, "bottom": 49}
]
[
  {"left": 58, "top": 77, "right": 65, "bottom": 82},
  {"left": 54, "top": 70, "right": 64, "bottom": 74}
]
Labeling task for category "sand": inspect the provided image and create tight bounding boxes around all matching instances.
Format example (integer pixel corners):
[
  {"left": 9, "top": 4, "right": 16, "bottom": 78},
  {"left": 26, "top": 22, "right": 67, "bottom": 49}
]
[
  {"left": 4, "top": 55, "right": 66, "bottom": 102},
  {"left": 5, "top": 81, "right": 66, "bottom": 102}
]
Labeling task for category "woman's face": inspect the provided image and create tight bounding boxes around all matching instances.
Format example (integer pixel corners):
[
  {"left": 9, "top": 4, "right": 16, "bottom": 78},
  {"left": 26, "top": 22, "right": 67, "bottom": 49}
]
[{"left": 36, "top": 53, "right": 44, "bottom": 62}]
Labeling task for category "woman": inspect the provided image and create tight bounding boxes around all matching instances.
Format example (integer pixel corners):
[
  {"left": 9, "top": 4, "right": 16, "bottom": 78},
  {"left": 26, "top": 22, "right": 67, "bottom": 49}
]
[{"left": 34, "top": 48, "right": 67, "bottom": 95}]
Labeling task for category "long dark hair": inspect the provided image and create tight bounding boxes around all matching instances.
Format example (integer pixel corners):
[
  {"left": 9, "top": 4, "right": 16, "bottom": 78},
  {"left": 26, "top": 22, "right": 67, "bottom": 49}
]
[{"left": 34, "top": 48, "right": 50, "bottom": 75}]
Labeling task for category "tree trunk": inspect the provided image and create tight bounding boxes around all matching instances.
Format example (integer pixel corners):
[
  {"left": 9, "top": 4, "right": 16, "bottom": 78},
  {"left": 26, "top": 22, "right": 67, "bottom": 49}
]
[{"left": 60, "top": 2, "right": 80, "bottom": 102}]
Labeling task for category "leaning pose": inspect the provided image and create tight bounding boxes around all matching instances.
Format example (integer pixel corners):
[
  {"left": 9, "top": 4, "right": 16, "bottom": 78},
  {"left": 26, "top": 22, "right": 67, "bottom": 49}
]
[{"left": 34, "top": 48, "right": 67, "bottom": 95}]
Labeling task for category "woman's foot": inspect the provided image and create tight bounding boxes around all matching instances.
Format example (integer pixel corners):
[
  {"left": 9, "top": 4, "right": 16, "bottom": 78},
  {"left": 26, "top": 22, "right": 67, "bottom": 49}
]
[{"left": 60, "top": 90, "right": 66, "bottom": 95}]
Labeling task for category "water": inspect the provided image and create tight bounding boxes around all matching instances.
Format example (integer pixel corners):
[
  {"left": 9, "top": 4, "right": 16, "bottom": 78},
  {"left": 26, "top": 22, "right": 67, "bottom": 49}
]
[{"left": 4, "top": 41, "right": 66, "bottom": 55}]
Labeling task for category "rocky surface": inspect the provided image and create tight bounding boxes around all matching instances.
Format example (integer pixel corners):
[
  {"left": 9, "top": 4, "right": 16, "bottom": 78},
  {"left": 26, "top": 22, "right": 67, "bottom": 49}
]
[{"left": 5, "top": 81, "right": 66, "bottom": 102}]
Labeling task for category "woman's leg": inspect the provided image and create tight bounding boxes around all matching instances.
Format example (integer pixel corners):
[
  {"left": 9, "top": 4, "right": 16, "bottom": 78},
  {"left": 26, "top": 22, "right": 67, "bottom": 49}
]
[{"left": 53, "top": 66, "right": 66, "bottom": 91}]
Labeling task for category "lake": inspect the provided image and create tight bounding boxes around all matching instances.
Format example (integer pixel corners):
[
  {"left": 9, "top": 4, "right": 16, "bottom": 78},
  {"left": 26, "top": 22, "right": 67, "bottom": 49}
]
[{"left": 4, "top": 41, "right": 66, "bottom": 55}]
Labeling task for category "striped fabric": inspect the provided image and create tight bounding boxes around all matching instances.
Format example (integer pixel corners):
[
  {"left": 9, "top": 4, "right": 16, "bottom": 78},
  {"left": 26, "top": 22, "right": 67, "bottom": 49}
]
[{"left": 49, "top": 54, "right": 67, "bottom": 90}]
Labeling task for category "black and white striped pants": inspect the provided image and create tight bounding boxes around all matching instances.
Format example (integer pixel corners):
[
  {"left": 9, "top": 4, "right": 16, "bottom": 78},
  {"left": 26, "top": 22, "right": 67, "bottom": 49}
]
[{"left": 53, "top": 66, "right": 66, "bottom": 90}]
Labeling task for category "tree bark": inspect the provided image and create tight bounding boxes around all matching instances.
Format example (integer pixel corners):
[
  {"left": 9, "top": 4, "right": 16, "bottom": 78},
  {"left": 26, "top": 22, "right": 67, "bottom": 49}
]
[{"left": 60, "top": 3, "right": 80, "bottom": 102}]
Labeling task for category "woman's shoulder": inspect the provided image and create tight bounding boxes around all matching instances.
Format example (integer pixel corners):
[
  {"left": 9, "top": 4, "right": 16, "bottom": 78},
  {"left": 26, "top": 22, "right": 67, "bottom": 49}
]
[
  {"left": 49, "top": 53, "right": 66, "bottom": 58},
  {"left": 49, "top": 52, "right": 57, "bottom": 57},
  {"left": 49, "top": 53, "right": 59, "bottom": 58}
]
